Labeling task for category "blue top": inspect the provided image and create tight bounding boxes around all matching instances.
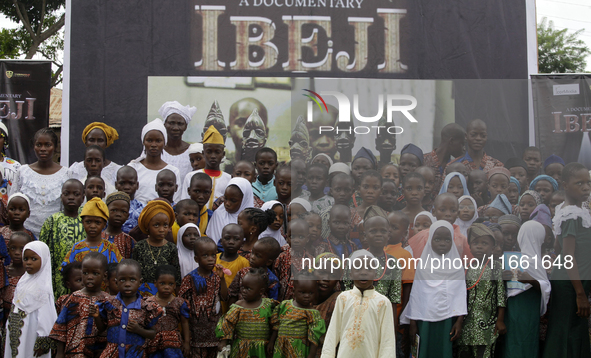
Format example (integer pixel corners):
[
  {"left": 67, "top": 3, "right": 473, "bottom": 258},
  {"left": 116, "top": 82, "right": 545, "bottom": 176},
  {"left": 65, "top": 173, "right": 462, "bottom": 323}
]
[{"left": 253, "top": 176, "right": 278, "bottom": 202}]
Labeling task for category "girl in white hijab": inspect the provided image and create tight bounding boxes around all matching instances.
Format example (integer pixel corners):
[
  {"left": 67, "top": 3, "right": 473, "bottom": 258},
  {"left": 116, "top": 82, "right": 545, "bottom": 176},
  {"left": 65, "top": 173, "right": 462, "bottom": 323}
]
[
  {"left": 455, "top": 195, "right": 479, "bottom": 237},
  {"left": 5, "top": 241, "right": 56, "bottom": 358},
  {"left": 502, "top": 220, "right": 551, "bottom": 358},
  {"left": 259, "top": 200, "right": 288, "bottom": 247},
  {"left": 400, "top": 220, "right": 467, "bottom": 358},
  {"left": 206, "top": 177, "right": 254, "bottom": 244},
  {"left": 177, "top": 223, "right": 201, "bottom": 278}
]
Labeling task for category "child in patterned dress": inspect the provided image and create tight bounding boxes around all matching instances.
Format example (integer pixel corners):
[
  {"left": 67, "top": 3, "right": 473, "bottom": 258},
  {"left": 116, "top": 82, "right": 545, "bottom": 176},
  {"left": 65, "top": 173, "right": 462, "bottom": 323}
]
[
  {"left": 268, "top": 271, "right": 326, "bottom": 358},
  {"left": 146, "top": 265, "right": 190, "bottom": 358},
  {"left": 216, "top": 267, "right": 278, "bottom": 358},
  {"left": 103, "top": 191, "right": 136, "bottom": 259},
  {"left": 51, "top": 253, "right": 111, "bottom": 358},
  {"left": 275, "top": 219, "right": 313, "bottom": 301},
  {"left": 179, "top": 237, "right": 228, "bottom": 358},
  {"left": 89, "top": 259, "right": 162, "bottom": 358}
]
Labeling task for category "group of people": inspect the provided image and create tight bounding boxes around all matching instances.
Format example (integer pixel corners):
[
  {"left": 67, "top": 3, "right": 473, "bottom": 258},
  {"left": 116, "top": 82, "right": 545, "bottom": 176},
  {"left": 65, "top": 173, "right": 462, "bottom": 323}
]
[{"left": 0, "top": 98, "right": 588, "bottom": 358}]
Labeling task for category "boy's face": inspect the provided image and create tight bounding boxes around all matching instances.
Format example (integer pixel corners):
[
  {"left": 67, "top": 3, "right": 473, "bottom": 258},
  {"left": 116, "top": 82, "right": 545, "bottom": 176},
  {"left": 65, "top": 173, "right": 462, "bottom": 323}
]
[
  {"left": 189, "top": 153, "right": 206, "bottom": 171},
  {"left": 82, "top": 258, "right": 106, "bottom": 292},
  {"left": 66, "top": 268, "right": 83, "bottom": 292},
  {"left": 387, "top": 214, "right": 408, "bottom": 245},
  {"left": 507, "top": 183, "right": 520, "bottom": 205},
  {"left": 85, "top": 178, "right": 105, "bottom": 201},
  {"left": 7, "top": 197, "right": 30, "bottom": 226},
  {"left": 399, "top": 154, "right": 420, "bottom": 178},
  {"left": 293, "top": 279, "right": 316, "bottom": 307},
  {"left": 416, "top": 169, "right": 434, "bottom": 195},
  {"left": 468, "top": 170, "right": 487, "bottom": 195},
  {"left": 329, "top": 206, "right": 350, "bottom": 239},
  {"left": 488, "top": 174, "right": 509, "bottom": 202},
  {"left": 523, "top": 150, "right": 542, "bottom": 177},
  {"left": 84, "top": 149, "right": 104, "bottom": 177},
  {"left": 564, "top": 169, "right": 591, "bottom": 203},
  {"left": 194, "top": 241, "right": 218, "bottom": 271},
  {"left": 155, "top": 273, "right": 176, "bottom": 297},
  {"left": 378, "top": 181, "right": 398, "bottom": 211},
  {"left": 117, "top": 265, "right": 142, "bottom": 298},
  {"left": 255, "top": 152, "right": 277, "bottom": 180},
  {"left": 329, "top": 177, "right": 353, "bottom": 205},
  {"left": 433, "top": 197, "right": 459, "bottom": 224},
  {"left": 203, "top": 143, "right": 225, "bottom": 170},
  {"left": 402, "top": 177, "right": 425, "bottom": 206},
  {"left": 381, "top": 165, "right": 400, "bottom": 186},
  {"left": 305, "top": 214, "right": 322, "bottom": 242},
  {"left": 220, "top": 225, "right": 244, "bottom": 255},
  {"left": 359, "top": 176, "right": 381, "bottom": 206},
  {"left": 545, "top": 163, "right": 563, "bottom": 184},
  {"left": 364, "top": 217, "right": 389, "bottom": 250},
  {"left": 509, "top": 167, "right": 528, "bottom": 189},
  {"left": 288, "top": 221, "right": 309, "bottom": 252},
  {"left": 115, "top": 172, "right": 139, "bottom": 198},
  {"left": 240, "top": 274, "right": 265, "bottom": 303},
  {"left": 350, "top": 257, "right": 376, "bottom": 290},
  {"left": 188, "top": 180, "right": 212, "bottom": 209},
  {"left": 249, "top": 242, "right": 272, "bottom": 268},
  {"left": 107, "top": 200, "right": 130, "bottom": 228},
  {"left": 155, "top": 174, "right": 177, "bottom": 200},
  {"left": 351, "top": 158, "right": 373, "bottom": 184},
  {"left": 176, "top": 204, "right": 199, "bottom": 227},
  {"left": 82, "top": 216, "right": 107, "bottom": 238},
  {"left": 8, "top": 235, "right": 28, "bottom": 265},
  {"left": 233, "top": 162, "right": 256, "bottom": 183},
  {"left": 466, "top": 123, "right": 487, "bottom": 152},
  {"left": 502, "top": 223, "right": 519, "bottom": 251},
  {"left": 62, "top": 181, "right": 85, "bottom": 212},
  {"left": 306, "top": 167, "right": 327, "bottom": 194},
  {"left": 470, "top": 235, "right": 495, "bottom": 259},
  {"left": 275, "top": 169, "right": 292, "bottom": 201}
]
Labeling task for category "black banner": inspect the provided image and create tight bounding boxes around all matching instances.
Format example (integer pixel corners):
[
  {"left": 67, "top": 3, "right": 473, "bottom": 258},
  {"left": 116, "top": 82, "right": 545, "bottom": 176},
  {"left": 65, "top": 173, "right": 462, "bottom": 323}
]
[
  {"left": 0, "top": 60, "right": 51, "bottom": 164},
  {"left": 532, "top": 74, "right": 591, "bottom": 168}
]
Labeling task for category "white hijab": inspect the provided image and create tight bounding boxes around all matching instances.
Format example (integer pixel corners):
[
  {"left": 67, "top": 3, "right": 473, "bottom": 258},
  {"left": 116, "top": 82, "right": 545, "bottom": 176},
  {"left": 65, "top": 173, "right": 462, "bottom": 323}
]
[
  {"left": 206, "top": 177, "right": 254, "bottom": 243},
  {"left": 414, "top": 211, "right": 436, "bottom": 227},
  {"left": 439, "top": 172, "right": 470, "bottom": 196},
  {"left": 177, "top": 223, "right": 200, "bottom": 278},
  {"left": 13, "top": 241, "right": 56, "bottom": 315},
  {"left": 135, "top": 118, "right": 168, "bottom": 162},
  {"left": 454, "top": 195, "right": 479, "bottom": 237},
  {"left": 259, "top": 200, "right": 288, "bottom": 246},
  {"left": 507, "top": 220, "right": 551, "bottom": 315},
  {"left": 400, "top": 220, "right": 467, "bottom": 323}
]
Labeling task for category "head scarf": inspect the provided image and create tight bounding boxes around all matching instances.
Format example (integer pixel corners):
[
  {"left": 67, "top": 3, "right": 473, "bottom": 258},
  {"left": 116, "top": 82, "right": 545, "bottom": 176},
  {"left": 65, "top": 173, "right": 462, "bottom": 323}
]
[
  {"left": 259, "top": 200, "right": 288, "bottom": 246},
  {"left": 489, "top": 194, "right": 512, "bottom": 215},
  {"left": 529, "top": 175, "right": 559, "bottom": 192},
  {"left": 543, "top": 154, "right": 565, "bottom": 170},
  {"left": 352, "top": 147, "right": 377, "bottom": 169},
  {"left": 106, "top": 191, "right": 131, "bottom": 207},
  {"left": 505, "top": 157, "right": 528, "bottom": 171},
  {"left": 328, "top": 162, "right": 351, "bottom": 176},
  {"left": 158, "top": 101, "right": 197, "bottom": 125},
  {"left": 507, "top": 221, "right": 551, "bottom": 315},
  {"left": 467, "top": 223, "right": 496, "bottom": 245},
  {"left": 14, "top": 241, "right": 56, "bottom": 316},
  {"left": 487, "top": 167, "right": 511, "bottom": 181},
  {"left": 0, "top": 121, "right": 8, "bottom": 152},
  {"left": 206, "top": 177, "right": 254, "bottom": 243},
  {"left": 187, "top": 143, "right": 203, "bottom": 154},
  {"left": 455, "top": 195, "right": 478, "bottom": 237},
  {"left": 363, "top": 205, "right": 388, "bottom": 221},
  {"left": 177, "top": 223, "right": 200, "bottom": 278},
  {"left": 203, "top": 125, "right": 225, "bottom": 145},
  {"left": 530, "top": 204, "right": 552, "bottom": 228},
  {"left": 290, "top": 198, "right": 312, "bottom": 212},
  {"left": 510, "top": 176, "right": 521, "bottom": 195},
  {"left": 141, "top": 118, "right": 168, "bottom": 146},
  {"left": 138, "top": 199, "right": 175, "bottom": 234},
  {"left": 499, "top": 214, "right": 521, "bottom": 227},
  {"left": 82, "top": 122, "right": 119, "bottom": 147},
  {"left": 7, "top": 192, "right": 30, "bottom": 208},
  {"left": 414, "top": 211, "right": 436, "bottom": 228},
  {"left": 439, "top": 172, "right": 470, "bottom": 196},
  {"left": 401, "top": 143, "right": 424, "bottom": 165},
  {"left": 519, "top": 190, "right": 543, "bottom": 206},
  {"left": 312, "top": 153, "right": 334, "bottom": 167},
  {"left": 80, "top": 197, "right": 110, "bottom": 221},
  {"left": 400, "top": 220, "right": 467, "bottom": 323}
]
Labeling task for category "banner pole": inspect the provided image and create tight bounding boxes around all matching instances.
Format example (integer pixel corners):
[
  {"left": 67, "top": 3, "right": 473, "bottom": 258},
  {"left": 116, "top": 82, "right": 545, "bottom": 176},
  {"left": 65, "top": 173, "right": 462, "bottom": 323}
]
[{"left": 60, "top": 0, "right": 72, "bottom": 166}]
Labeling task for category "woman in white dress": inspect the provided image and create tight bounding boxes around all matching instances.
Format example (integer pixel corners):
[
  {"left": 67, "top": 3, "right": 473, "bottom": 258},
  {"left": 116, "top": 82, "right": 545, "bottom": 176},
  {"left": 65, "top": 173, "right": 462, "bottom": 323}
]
[
  {"left": 69, "top": 122, "right": 121, "bottom": 186},
  {"left": 4, "top": 241, "right": 57, "bottom": 358},
  {"left": 159, "top": 101, "right": 197, "bottom": 182},
  {"left": 15, "top": 128, "right": 70, "bottom": 238},
  {"left": 128, "top": 119, "right": 182, "bottom": 205}
]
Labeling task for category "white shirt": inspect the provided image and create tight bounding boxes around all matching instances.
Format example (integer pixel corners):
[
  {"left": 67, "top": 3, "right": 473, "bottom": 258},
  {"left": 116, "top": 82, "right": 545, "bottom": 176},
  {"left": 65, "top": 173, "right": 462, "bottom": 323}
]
[
  {"left": 127, "top": 161, "right": 182, "bottom": 205},
  {"left": 181, "top": 169, "right": 231, "bottom": 210}
]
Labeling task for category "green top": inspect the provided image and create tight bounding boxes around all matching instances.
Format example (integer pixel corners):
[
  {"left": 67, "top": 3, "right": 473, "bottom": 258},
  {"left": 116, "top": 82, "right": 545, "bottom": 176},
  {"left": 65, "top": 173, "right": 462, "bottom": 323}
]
[{"left": 552, "top": 217, "right": 591, "bottom": 280}]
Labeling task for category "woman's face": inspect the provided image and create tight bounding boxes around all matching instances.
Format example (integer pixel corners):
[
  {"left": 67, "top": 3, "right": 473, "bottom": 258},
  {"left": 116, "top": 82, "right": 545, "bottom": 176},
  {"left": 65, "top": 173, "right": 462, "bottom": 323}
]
[
  {"left": 34, "top": 134, "right": 55, "bottom": 162},
  {"left": 85, "top": 128, "right": 108, "bottom": 149},
  {"left": 143, "top": 130, "right": 165, "bottom": 157},
  {"left": 164, "top": 114, "right": 188, "bottom": 140}
]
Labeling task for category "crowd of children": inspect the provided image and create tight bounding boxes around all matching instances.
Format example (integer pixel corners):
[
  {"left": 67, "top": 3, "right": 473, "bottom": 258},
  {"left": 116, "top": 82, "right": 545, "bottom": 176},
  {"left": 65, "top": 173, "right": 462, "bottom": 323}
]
[{"left": 0, "top": 104, "right": 588, "bottom": 358}]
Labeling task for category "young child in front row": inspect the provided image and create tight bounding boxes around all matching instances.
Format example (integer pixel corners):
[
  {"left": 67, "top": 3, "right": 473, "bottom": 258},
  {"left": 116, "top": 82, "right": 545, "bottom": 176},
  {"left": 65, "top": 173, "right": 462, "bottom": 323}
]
[
  {"left": 55, "top": 261, "right": 83, "bottom": 313},
  {"left": 89, "top": 259, "right": 162, "bottom": 358},
  {"left": 115, "top": 166, "right": 144, "bottom": 234},
  {"left": 103, "top": 191, "right": 136, "bottom": 259},
  {"left": 275, "top": 219, "right": 313, "bottom": 301},
  {"left": 217, "top": 223, "right": 250, "bottom": 312},
  {"left": 179, "top": 236, "right": 228, "bottom": 358},
  {"left": 146, "top": 265, "right": 190, "bottom": 358},
  {"left": 216, "top": 267, "right": 279, "bottom": 357},
  {"left": 321, "top": 250, "right": 396, "bottom": 358},
  {"left": 51, "top": 253, "right": 111, "bottom": 358},
  {"left": 457, "top": 223, "right": 506, "bottom": 358},
  {"left": 268, "top": 271, "right": 326, "bottom": 358},
  {"left": 5, "top": 241, "right": 57, "bottom": 358},
  {"left": 228, "top": 237, "right": 281, "bottom": 305}
]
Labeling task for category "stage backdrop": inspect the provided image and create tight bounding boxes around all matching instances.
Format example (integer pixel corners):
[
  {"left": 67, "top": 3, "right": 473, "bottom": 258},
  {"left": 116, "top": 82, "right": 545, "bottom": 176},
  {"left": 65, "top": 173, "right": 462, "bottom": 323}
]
[
  {"left": 0, "top": 60, "right": 52, "bottom": 164},
  {"left": 67, "top": 0, "right": 530, "bottom": 165},
  {"left": 532, "top": 74, "right": 591, "bottom": 168}
]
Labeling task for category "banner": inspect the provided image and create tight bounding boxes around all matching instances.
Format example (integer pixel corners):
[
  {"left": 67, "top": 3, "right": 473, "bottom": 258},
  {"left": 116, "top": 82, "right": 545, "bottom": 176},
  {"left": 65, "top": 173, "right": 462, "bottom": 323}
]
[
  {"left": 68, "top": 0, "right": 530, "bottom": 164},
  {"left": 531, "top": 74, "right": 591, "bottom": 167},
  {"left": 0, "top": 60, "right": 52, "bottom": 164}
]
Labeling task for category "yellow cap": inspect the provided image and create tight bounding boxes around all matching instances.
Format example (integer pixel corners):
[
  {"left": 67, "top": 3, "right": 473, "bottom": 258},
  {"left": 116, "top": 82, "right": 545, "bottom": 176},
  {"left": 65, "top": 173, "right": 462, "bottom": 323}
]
[{"left": 203, "top": 125, "right": 225, "bottom": 145}]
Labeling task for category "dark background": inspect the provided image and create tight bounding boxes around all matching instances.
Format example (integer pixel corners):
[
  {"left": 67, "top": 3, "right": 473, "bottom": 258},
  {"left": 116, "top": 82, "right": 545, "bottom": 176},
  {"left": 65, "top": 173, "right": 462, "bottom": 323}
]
[{"left": 69, "top": 0, "right": 529, "bottom": 164}]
